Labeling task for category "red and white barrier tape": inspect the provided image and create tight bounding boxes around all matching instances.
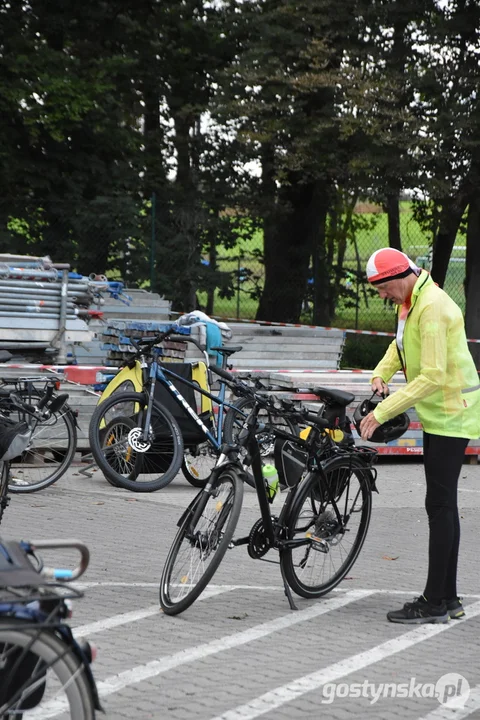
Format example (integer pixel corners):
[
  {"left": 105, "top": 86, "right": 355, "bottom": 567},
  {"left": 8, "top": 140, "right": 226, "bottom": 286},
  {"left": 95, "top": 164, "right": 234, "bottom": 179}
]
[{"left": 171, "top": 311, "right": 480, "bottom": 344}]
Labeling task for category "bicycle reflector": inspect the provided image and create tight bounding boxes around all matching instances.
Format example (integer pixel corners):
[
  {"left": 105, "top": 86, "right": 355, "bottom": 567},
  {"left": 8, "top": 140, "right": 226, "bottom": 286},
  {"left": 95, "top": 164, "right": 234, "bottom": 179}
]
[{"left": 353, "top": 394, "right": 410, "bottom": 444}]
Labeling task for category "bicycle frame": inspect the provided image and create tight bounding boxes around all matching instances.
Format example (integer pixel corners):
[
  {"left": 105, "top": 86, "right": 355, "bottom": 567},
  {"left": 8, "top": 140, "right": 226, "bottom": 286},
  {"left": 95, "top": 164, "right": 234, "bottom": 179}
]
[{"left": 140, "top": 350, "right": 241, "bottom": 451}]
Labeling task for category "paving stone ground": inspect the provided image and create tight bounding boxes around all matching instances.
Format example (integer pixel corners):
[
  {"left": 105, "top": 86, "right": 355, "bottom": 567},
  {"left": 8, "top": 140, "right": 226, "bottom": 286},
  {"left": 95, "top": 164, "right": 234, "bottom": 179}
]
[{"left": 2, "top": 456, "right": 479, "bottom": 720}]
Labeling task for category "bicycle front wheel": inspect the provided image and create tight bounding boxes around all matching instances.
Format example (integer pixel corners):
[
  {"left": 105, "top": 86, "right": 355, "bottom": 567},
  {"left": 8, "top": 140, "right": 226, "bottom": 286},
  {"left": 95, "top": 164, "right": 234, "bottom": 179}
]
[
  {"left": 0, "top": 619, "right": 95, "bottom": 719},
  {"left": 281, "top": 455, "right": 373, "bottom": 598},
  {"left": 160, "top": 467, "right": 244, "bottom": 615},
  {"left": 7, "top": 391, "right": 77, "bottom": 494},
  {"left": 89, "top": 391, "right": 184, "bottom": 492}
]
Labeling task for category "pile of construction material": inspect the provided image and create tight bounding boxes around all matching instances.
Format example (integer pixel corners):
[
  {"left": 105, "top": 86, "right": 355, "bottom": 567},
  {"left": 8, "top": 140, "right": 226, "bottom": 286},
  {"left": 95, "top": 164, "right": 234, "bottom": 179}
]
[
  {"left": 0, "top": 253, "right": 131, "bottom": 361},
  {"left": 99, "top": 320, "right": 191, "bottom": 367}
]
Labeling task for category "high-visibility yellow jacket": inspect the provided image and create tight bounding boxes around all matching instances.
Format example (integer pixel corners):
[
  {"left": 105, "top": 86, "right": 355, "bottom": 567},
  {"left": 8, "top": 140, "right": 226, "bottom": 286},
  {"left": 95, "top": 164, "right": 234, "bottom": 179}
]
[{"left": 371, "top": 270, "right": 480, "bottom": 439}]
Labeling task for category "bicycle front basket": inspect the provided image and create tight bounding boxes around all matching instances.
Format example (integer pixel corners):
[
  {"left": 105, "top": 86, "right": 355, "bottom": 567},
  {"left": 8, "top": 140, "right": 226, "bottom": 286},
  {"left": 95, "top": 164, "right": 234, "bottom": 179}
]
[{"left": 274, "top": 439, "right": 308, "bottom": 489}]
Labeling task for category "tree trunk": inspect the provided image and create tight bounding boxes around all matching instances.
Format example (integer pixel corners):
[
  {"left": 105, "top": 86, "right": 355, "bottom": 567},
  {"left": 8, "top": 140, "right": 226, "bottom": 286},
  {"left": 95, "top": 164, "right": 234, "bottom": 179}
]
[
  {"left": 431, "top": 193, "right": 469, "bottom": 288},
  {"left": 465, "top": 195, "right": 480, "bottom": 368},
  {"left": 385, "top": 193, "right": 402, "bottom": 251},
  {"left": 257, "top": 180, "right": 320, "bottom": 323}
]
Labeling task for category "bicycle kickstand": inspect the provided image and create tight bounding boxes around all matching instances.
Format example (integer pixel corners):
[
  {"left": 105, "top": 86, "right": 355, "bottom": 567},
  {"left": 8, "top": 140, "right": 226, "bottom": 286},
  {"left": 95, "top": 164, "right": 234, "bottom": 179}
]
[{"left": 280, "top": 558, "right": 298, "bottom": 611}]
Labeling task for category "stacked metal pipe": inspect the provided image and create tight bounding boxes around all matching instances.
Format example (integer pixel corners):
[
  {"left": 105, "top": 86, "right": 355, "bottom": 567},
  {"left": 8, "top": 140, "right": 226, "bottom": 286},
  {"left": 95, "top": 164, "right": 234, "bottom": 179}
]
[{"left": 0, "top": 254, "right": 130, "bottom": 359}]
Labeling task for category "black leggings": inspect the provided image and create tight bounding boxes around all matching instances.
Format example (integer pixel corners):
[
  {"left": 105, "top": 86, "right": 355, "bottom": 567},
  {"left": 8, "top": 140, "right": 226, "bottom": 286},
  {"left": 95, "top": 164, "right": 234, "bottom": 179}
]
[{"left": 423, "top": 432, "right": 469, "bottom": 603}]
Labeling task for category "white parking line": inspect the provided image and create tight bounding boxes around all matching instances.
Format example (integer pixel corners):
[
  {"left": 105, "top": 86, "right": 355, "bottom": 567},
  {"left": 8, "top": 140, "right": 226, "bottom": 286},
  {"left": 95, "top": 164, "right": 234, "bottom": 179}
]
[
  {"left": 417, "top": 684, "right": 480, "bottom": 719},
  {"left": 96, "top": 590, "right": 374, "bottom": 697},
  {"left": 78, "top": 582, "right": 480, "bottom": 598},
  {"left": 33, "top": 589, "right": 373, "bottom": 719},
  {"left": 209, "top": 599, "right": 480, "bottom": 720},
  {"left": 73, "top": 585, "right": 232, "bottom": 638}
]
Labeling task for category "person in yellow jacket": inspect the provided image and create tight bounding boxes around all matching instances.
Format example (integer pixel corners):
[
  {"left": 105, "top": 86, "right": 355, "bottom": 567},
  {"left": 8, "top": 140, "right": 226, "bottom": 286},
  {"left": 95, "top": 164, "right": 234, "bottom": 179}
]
[{"left": 360, "top": 248, "right": 480, "bottom": 625}]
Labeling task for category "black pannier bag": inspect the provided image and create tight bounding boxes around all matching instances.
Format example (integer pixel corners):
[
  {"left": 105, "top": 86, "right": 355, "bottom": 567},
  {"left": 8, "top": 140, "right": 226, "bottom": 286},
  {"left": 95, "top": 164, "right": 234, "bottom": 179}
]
[
  {"left": 154, "top": 363, "right": 213, "bottom": 446},
  {"left": 274, "top": 438, "right": 308, "bottom": 489},
  {"left": 137, "top": 363, "right": 214, "bottom": 474},
  {"left": 0, "top": 418, "right": 32, "bottom": 462}
]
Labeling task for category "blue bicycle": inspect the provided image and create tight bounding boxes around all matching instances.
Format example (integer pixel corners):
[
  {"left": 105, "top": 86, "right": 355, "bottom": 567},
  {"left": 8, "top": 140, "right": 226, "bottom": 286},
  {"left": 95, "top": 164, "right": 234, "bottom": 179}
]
[{"left": 88, "top": 326, "right": 250, "bottom": 492}]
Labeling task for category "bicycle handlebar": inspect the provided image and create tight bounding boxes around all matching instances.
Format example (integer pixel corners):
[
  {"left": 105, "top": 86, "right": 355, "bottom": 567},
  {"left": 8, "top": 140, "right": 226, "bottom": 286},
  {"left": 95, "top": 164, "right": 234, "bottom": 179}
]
[
  {"left": 129, "top": 325, "right": 179, "bottom": 353},
  {"left": 28, "top": 539, "right": 90, "bottom": 582}
]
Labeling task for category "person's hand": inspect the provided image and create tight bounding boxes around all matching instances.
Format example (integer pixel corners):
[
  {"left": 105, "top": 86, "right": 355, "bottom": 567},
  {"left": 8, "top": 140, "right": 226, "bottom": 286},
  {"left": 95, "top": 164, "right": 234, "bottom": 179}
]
[
  {"left": 372, "top": 376, "right": 389, "bottom": 397},
  {"left": 359, "top": 411, "right": 381, "bottom": 440}
]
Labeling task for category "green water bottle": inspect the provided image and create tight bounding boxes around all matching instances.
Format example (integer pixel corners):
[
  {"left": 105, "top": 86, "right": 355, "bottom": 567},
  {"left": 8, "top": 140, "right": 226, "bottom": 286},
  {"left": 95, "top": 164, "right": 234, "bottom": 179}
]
[{"left": 262, "top": 463, "right": 279, "bottom": 503}]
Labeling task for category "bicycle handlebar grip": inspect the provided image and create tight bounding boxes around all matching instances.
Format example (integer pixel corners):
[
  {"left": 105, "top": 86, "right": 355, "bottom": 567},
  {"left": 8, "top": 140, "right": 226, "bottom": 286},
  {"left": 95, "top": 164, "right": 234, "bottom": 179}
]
[{"left": 30, "top": 539, "right": 90, "bottom": 581}]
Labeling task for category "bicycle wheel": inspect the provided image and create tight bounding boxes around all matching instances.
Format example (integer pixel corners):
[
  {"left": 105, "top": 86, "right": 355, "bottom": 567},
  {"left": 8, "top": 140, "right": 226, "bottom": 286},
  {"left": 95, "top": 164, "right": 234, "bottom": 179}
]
[
  {"left": 89, "top": 391, "right": 184, "bottom": 492},
  {"left": 160, "top": 467, "right": 244, "bottom": 615},
  {"left": 6, "top": 390, "right": 77, "bottom": 494},
  {"left": 0, "top": 619, "right": 95, "bottom": 719},
  {"left": 0, "top": 461, "right": 9, "bottom": 525},
  {"left": 223, "top": 396, "right": 299, "bottom": 457},
  {"left": 281, "top": 454, "right": 373, "bottom": 598},
  {"left": 182, "top": 442, "right": 218, "bottom": 488}
]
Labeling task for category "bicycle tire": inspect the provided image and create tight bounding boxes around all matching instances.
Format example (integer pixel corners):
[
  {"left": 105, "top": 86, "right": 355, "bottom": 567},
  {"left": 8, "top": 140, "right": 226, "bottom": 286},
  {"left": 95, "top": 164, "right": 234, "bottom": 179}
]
[
  {"left": 0, "top": 461, "right": 9, "bottom": 525},
  {"left": 89, "top": 391, "right": 184, "bottom": 492},
  {"left": 6, "top": 389, "right": 77, "bottom": 494},
  {"left": 181, "top": 442, "right": 218, "bottom": 488},
  {"left": 281, "top": 454, "right": 373, "bottom": 598},
  {"left": 160, "top": 467, "right": 244, "bottom": 615},
  {"left": 0, "top": 619, "right": 95, "bottom": 719},
  {"left": 99, "top": 416, "right": 137, "bottom": 489},
  {"left": 223, "top": 396, "right": 299, "bottom": 456}
]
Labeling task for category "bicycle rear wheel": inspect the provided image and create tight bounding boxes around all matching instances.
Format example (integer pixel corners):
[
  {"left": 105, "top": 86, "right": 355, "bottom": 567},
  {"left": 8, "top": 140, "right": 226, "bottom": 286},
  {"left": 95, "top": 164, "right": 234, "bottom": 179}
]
[
  {"left": 182, "top": 442, "right": 218, "bottom": 488},
  {"left": 7, "top": 390, "right": 77, "bottom": 494},
  {"left": 281, "top": 455, "right": 373, "bottom": 598},
  {"left": 160, "top": 467, "right": 244, "bottom": 615},
  {"left": 89, "top": 391, "right": 184, "bottom": 492},
  {"left": 0, "top": 619, "right": 95, "bottom": 719}
]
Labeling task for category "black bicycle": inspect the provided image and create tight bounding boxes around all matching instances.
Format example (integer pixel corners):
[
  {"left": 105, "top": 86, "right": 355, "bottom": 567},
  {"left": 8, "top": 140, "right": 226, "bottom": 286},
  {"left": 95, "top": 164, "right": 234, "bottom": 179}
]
[
  {"left": 159, "top": 375, "right": 378, "bottom": 615},
  {"left": 0, "top": 538, "right": 102, "bottom": 718},
  {"left": 0, "top": 376, "right": 77, "bottom": 494}
]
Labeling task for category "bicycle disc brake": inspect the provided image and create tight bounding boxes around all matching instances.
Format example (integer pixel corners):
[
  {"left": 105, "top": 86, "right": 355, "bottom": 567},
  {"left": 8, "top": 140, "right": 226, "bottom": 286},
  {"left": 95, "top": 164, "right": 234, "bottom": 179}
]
[
  {"left": 127, "top": 427, "right": 151, "bottom": 452},
  {"left": 247, "top": 517, "right": 277, "bottom": 559}
]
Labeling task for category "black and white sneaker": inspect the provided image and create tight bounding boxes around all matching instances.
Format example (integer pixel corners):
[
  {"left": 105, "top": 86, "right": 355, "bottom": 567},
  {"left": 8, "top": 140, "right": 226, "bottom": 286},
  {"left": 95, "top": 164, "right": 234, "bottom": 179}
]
[
  {"left": 387, "top": 595, "right": 449, "bottom": 624},
  {"left": 446, "top": 597, "right": 465, "bottom": 620}
]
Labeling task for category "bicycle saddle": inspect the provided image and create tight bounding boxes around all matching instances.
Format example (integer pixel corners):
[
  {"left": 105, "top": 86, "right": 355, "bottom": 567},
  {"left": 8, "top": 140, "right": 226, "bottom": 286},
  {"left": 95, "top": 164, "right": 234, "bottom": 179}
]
[
  {"left": 311, "top": 387, "right": 355, "bottom": 407},
  {"left": 210, "top": 345, "right": 243, "bottom": 357}
]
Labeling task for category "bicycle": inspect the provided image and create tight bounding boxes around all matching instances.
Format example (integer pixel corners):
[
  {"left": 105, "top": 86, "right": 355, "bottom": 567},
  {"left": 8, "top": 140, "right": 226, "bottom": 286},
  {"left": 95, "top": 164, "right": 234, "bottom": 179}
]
[
  {"left": 0, "top": 376, "right": 77, "bottom": 494},
  {"left": 159, "top": 376, "right": 378, "bottom": 615},
  {"left": 88, "top": 326, "right": 296, "bottom": 492},
  {"left": 0, "top": 537, "right": 102, "bottom": 718}
]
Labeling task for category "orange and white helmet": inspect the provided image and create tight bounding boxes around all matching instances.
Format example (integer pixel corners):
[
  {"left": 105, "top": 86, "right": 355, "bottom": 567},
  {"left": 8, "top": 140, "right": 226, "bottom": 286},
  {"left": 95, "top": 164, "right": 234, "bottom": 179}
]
[{"left": 366, "top": 248, "right": 419, "bottom": 285}]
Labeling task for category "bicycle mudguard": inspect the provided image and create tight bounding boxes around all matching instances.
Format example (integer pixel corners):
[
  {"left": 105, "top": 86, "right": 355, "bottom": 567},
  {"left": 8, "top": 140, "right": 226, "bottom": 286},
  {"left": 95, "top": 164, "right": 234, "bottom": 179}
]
[{"left": 61, "top": 626, "right": 103, "bottom": 712}]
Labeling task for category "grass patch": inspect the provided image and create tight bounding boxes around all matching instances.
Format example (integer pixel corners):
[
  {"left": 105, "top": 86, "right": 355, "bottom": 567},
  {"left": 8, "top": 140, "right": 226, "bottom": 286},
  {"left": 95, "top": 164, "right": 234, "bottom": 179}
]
[{"left": 201, "top": 206, "right": 466, "bottom": 325}]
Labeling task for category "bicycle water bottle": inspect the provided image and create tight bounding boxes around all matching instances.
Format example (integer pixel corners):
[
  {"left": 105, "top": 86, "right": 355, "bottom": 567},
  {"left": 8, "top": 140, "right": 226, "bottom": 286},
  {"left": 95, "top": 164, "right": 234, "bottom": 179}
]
[{"left": 262, "top": 464, "right": 279, "bottom": 503}]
